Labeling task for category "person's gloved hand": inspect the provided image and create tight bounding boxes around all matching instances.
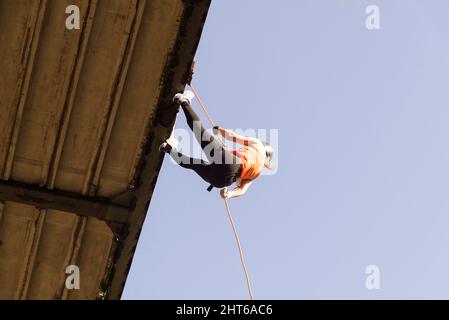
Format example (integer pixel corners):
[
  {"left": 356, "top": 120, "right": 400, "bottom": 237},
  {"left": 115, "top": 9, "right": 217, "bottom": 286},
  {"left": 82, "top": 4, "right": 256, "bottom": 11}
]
[{"left": 220, "top": 187, "right": 229, "bottom": 199}]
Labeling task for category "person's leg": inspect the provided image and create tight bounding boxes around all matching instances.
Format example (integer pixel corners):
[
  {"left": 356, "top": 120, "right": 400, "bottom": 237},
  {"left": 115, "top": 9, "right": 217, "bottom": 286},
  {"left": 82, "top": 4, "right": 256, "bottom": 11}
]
[
  {"left": 179, "top": 101, "right": 212, "bottom": 148},
  {"left": 172, "top": 91, "right": 241, "bottom": 169},
  {"left": 163, "top": 144, "right": 238, "bottom": 187},
  {"left": 180, "top": 161, "right": 238, "bottom": 188},
  {"left": 179, "top": 161, "right": 213, "bottom": 184},
  {"left": 179, "top": 101, "right": 225, "bottom": 163},
  {"left": 164, "top": 146, "right": 214, "bottom": 183}
]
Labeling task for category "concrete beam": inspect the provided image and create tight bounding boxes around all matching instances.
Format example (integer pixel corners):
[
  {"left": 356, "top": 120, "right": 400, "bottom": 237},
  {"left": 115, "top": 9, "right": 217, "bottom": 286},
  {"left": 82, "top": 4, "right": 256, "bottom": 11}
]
[{"left": 0, "top": 180, "right": 129, "bottom": 223}]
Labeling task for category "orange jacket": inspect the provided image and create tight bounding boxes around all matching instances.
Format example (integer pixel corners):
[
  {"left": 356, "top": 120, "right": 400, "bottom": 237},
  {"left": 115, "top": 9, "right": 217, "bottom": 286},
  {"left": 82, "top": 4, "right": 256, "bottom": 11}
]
[{"left": 232, "top": 145, "right": 265, "bottom": 181}]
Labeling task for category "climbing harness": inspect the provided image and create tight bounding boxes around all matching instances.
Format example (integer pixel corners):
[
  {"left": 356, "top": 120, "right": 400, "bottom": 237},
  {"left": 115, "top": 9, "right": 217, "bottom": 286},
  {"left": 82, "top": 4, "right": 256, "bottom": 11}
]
[{"left": 188, "top": 82, "right": 255, "bottom": 300}]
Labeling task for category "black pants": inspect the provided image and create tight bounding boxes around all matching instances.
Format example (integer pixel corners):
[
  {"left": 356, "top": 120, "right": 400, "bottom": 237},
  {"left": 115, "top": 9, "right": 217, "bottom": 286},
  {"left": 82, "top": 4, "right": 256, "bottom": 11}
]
[{"left": 169, "top": 101, "right": 242, "bottom": 188}]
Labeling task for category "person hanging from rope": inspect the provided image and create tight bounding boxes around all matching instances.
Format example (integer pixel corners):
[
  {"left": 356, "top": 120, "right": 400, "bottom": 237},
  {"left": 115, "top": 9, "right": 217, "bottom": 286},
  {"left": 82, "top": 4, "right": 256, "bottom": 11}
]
[{"left": 159, "top": 90, "right": 274, "bottom": 199}]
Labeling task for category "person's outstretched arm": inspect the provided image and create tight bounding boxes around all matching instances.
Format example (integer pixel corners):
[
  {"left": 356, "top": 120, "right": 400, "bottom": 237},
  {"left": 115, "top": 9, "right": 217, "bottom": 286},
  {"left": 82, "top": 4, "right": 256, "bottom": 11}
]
[
  {"left": 221, "top": 180, "right": 253, "bottom": 199},
  {"left": 215, "top": 126, "right": 260, "bottom": 146}
]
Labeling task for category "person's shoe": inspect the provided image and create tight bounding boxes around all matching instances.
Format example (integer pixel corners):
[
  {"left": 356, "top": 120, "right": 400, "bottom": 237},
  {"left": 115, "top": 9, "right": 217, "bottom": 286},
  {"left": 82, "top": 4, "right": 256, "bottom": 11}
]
[
  {"left": 159, "top": 142, "right": 172, "bottom": 153},
  {"left": 166, "top": 136, "right": 179, "bottom": 150},
  {"left": 173, "top": 90, "right": 195, "bottom": 105}
]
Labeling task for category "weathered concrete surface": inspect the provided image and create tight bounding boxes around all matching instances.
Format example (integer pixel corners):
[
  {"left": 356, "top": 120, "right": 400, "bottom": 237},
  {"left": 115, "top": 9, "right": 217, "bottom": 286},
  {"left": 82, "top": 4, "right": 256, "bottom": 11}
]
[{"left": 0, "top": 0, "right": 211, "bottom": 299}]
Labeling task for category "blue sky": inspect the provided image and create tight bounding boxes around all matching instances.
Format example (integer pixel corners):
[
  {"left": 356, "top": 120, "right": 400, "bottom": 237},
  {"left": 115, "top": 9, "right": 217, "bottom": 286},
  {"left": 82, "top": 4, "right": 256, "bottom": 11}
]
[{"left": 123, "top": 0, "right": 449, "bottom": 299}]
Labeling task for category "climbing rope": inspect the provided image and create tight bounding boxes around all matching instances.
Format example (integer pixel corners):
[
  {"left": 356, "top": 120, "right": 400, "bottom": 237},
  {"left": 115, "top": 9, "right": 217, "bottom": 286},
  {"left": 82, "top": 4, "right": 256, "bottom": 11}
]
[
  {"left": 189, "top": 83, "right": 254, "bottom": 300},
  {"left": 224, "top": 198, "right": 254, "bottom": 300},
  {"left": 189, "top": 84, "right": 226, "bottom": 146},
  {"left": 189, "top": 84, "right": 216, "bottom": 127}
]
